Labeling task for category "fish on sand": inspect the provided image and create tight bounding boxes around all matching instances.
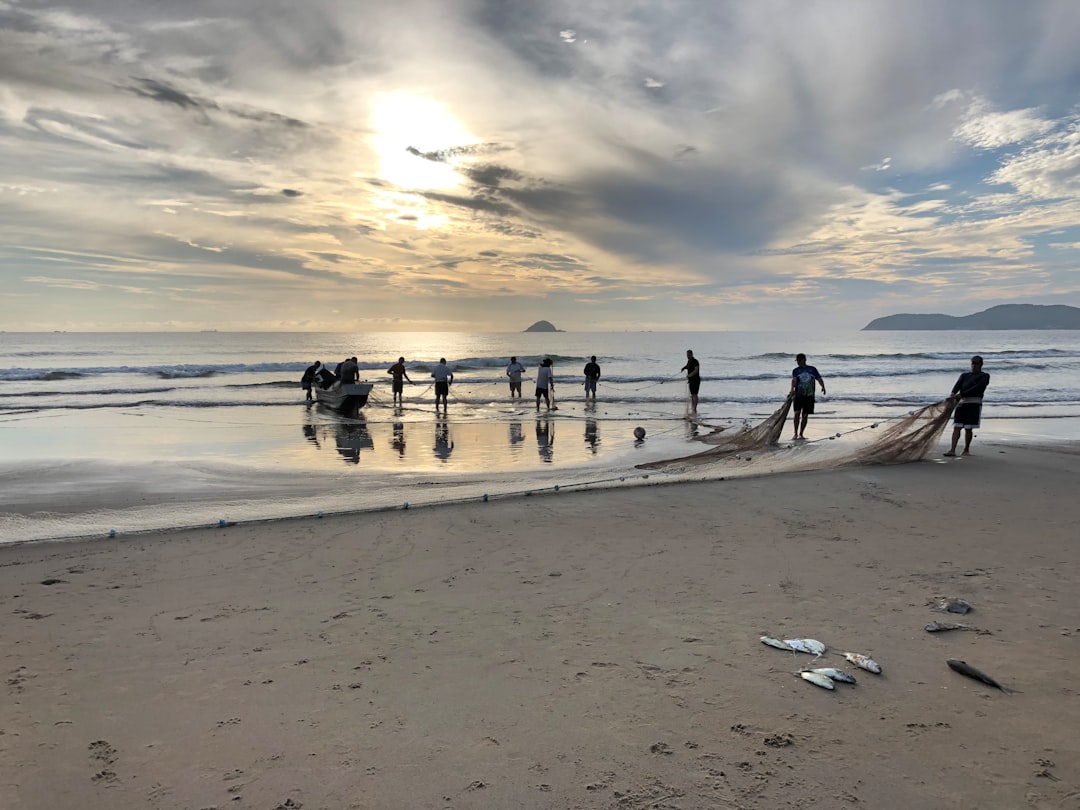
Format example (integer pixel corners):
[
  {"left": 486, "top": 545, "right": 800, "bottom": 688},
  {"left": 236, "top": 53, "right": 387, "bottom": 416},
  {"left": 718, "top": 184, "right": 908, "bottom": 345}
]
[
  {"left": 783, "top": 638, "right": 827, "bottom": 656},
  {"left": 843, "top": 652, "right": 882, "bottom": 674},
  {"left": 925, "top": 621, "right": 972, "bottom": 633},
  {"left": 807, "top": 667, "right": 857, "bottom": 684},
  {"left": 946, "top": 659, "right": 1020, "bottom": 694},
  {"left": 760, "top": 636, "right": 793, "bottom": 651},
  {"left": 799, "top": 671, "right": 835, "bottom": 690}
]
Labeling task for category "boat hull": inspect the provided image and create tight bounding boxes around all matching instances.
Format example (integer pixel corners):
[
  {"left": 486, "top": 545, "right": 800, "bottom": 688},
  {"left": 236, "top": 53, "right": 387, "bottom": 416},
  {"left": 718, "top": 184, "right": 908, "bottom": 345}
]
[{"left": 314, "top": 382, "right": 373, "bottom": 412}]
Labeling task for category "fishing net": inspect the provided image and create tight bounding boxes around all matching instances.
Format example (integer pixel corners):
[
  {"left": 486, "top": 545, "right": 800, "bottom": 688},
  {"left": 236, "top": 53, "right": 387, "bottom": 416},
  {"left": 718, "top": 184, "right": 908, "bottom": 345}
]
[
  {"left": 639, "top": 394, "right": 793, "bottom": 470},
  {"left": 854, "top": 398, "right": 956, "bottom": 465},
  {"left": 641, "top": 395, "right": 956, "bottom": 471}
]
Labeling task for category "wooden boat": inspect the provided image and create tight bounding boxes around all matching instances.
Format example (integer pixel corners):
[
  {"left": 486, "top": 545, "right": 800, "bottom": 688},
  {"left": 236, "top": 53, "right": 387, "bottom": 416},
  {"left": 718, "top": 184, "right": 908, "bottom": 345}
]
[{"left": 314, "top": 381, "right": 373, "bottom": 412}]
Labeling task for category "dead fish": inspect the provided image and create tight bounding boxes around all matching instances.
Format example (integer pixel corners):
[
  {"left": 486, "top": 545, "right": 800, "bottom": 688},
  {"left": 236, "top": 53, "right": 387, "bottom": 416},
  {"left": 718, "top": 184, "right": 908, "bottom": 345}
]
[
  {"left": 783, "top": 638, "right": 827, "bottom": 656},
  {"left": 808, "top": 667, "right": 857, "bottom": 684},
  {"left": 925, "top": 621, "right": 972, "bottom": 633},
  {"left": 946, "top": 659, "right": 1020, "bottom": 695},
  {"left": 843, "top": 652, "right": 882, "bottom": 674},
  {"left": 799, "top": 671, "right": 835, "bottom": 690},
  {"left": 760, "top": 636, "right": 794, "bottom": 651},
  {"left": 933, "top": 598, "right": 973, "bottom": 615}
]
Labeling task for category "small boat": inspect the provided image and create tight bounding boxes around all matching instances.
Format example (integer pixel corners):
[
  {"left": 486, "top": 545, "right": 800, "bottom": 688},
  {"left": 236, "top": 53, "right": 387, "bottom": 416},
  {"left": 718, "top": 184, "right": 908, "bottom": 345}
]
[{"left": 314, "top": 381, "right": 374, "bottom": 412}]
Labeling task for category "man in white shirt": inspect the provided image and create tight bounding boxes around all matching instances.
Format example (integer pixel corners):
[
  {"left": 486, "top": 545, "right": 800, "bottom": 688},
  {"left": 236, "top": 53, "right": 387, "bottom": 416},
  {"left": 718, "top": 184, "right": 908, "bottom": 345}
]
[
  {"left": 432, "top": 358, "right": 453, "bottom": 411},
  {"left": 505, "top": 356, "right": 526, "bottom": 398}
]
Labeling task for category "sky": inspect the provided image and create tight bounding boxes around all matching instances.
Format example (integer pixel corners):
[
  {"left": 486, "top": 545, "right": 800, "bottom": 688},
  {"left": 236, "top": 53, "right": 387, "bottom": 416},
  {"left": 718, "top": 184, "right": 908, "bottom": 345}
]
[{"left": 2, "top": 0, "right": 1080, "bottom": 332}]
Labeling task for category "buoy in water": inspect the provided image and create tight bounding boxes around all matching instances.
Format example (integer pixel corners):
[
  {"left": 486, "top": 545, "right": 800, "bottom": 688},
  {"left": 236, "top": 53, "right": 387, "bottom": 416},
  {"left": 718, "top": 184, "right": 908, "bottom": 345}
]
[{"left": 633, "top": 426, "right": 646, "bottom": 440}]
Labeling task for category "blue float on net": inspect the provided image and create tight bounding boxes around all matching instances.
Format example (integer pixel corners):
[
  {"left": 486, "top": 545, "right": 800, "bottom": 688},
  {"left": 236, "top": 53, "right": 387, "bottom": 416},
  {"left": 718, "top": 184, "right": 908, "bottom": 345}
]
[
  {"left": 403, "top": 501, "right": 409, "bottom": 510},
  {"left": 108, "top": 529, "right": 116, "bottom": 538},
  {"left": 317, "top": 511, "right": 324, "bottom": 518},
  {"left": 554, "top": 485, "right": 560, "bottom": 492},
  {"left": 218, "top": 518, "right": 227, "bottom": 527},
  {"left": 482, "top": 494, "right": 489, "bottom": 502}
]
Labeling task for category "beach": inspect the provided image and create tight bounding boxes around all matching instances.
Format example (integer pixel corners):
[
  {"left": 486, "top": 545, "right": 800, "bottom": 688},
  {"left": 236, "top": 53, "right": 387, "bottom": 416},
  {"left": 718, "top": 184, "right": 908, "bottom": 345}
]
[{"left": 3, "top": 442, "right": 1079, "bottom": 809}]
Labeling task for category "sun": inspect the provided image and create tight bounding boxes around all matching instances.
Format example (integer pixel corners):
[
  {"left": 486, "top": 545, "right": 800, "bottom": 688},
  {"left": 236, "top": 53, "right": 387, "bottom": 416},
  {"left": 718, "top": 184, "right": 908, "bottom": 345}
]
[{"left": 370, "top": 92, "right": 478, "bottom": 190}]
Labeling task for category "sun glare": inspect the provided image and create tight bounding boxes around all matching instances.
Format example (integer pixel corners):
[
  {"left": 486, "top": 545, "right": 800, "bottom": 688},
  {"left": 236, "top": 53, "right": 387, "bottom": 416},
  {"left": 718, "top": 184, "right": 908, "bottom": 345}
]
[{"left": 370, "top": 93, "right": 478, "bottom": 191}]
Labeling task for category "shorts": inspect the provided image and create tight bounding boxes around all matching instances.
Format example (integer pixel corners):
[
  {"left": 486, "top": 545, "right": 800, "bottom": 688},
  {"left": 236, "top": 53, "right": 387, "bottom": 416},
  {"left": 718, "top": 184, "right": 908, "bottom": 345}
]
[
  {"left": 435, "top": 381, "right": 449, "bottom": 397},
  {"left": 301, "top": 382, "right": 312, "bottom": 392},
  {"left": 584, "top": 378, "right": 597, "bottom": 394},
  {"left": 509, "top": 379, "right": 522, "bottom": 389},
  {"left": 953, "top": 402, "right": 982, "bottom": 429},
  {"left": 535, "top": 386, "right": 549, "bottom": 399},
  {"left": 793, "top": 395, "right": 815, "bottom": 414},
  {"left": 688, "top": 378, "right": 701, "bottom": 395},
  {"left": 392, "top": 380, "right": 403, "bottom": 393}
]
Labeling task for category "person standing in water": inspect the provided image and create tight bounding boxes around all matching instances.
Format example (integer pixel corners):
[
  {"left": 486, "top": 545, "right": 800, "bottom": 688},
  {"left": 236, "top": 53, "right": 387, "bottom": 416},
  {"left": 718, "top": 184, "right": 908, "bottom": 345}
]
[
  {"left": 790, "top": 353, "right": 826, "bottom": 440},
  {"left": 681, "top": 350, "right": 701, "bottom": 412},
  {"left": 535, "top": 357, "right": 554, "bottom": 412},
  {"left": 387, "top": 357, "right": 412, "bottom": 405},
  {"left": 505, "top": 356, "right": 526, "bottom": 398},
  {"left": 432, "top": 358, "right": 453, "bottom": 411},
  {"left": 945, "top": 355, "right": 990, "bottom": 456},
  {"left": 583, "top": 355, "right": 601, "bottom": 401},
  {"left": 301, "top": 361, "right": 321, "bottom": 401}
]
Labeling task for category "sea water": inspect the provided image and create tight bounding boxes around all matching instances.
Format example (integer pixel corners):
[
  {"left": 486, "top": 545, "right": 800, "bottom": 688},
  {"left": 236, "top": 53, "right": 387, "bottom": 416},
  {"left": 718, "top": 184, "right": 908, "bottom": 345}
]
[{"left": 2, "top": 330, "right": 1078, "bottom": 542}]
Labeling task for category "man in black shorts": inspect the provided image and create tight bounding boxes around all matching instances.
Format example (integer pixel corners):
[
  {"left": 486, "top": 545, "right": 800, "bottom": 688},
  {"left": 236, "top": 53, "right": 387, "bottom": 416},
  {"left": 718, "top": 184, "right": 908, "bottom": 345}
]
[
  {"left": 945, "top": 355, "right": 990, "bottom": 456},
  {"left": 681, "top": 349, "right": 701, "bottom": 412},
  {"left": 790, "top": 353, "right": 826, "bottom": 440}
]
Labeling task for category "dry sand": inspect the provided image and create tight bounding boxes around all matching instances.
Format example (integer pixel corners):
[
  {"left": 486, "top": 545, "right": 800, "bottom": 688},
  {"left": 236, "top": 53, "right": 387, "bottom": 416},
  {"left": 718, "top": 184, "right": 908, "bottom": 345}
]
[{"left": 2, "top": 444, "right": 1079, "bottom": 809}]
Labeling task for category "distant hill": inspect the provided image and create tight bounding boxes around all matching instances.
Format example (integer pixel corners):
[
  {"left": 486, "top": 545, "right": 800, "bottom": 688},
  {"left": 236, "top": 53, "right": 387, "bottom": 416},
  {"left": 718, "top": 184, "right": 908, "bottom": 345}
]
[
  {"left": 524, "top": 320, "right": 562, "bottom": 333},
  {"left": 863, "top": 304, "right": 1080, "bottom": 331}
]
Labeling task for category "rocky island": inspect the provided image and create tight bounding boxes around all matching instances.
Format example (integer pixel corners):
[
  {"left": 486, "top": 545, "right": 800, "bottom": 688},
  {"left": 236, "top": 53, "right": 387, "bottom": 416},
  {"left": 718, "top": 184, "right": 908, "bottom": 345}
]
[
  {"left": 524, "top": 320, "right": 562, "bottom": 332},
  {"left": 863, "top": 304, "right": 1080, "bottom": 330}
]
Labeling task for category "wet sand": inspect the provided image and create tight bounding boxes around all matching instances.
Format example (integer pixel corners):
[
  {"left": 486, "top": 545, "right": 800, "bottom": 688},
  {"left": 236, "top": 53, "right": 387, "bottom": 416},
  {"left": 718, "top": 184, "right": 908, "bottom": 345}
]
[{"left": 2, "top": 443, "right": 1079, "bottom": 809}]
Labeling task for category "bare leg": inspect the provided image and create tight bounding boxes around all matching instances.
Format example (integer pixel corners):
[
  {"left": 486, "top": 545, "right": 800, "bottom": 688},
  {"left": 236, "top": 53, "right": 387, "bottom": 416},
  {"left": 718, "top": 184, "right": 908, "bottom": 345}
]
[
  {"left": 944, "top": 426, "right": 961, "bottom": 455},
  {"left": 962, "top": 428, "right": 974, "bottom": 454}
]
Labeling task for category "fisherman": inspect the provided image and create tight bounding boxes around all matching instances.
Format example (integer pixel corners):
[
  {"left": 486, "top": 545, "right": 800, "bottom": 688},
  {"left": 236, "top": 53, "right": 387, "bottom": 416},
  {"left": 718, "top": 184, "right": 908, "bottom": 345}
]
[
  {"left": 583, "top": 355, "right": 601, "bottom": 400},
  {"left": 680, "top": 349, "right": 700, "bottom": 412},
  {"left": 432, "top": 358, "right": 453, "bottom": 411},
  {"left": 790, "top": 353, "right": 826, "bottom": 440},
  {"left": 535, "top": 357, "right": 554, "bottom": 412},
  {"left": 945, "top": 355, "right": 990, "bottom": 456},
  {"left": 300, "top": 361, "right": 321, "bottom": 401},
  {"left": 339, "top": 356, "right": 359, "bottom": 385},
  {"left": 387, "top": 357, "right": 412, "bottom": 404},
  {"left": 505, "top": 356, "right": 527, "bottom": 398}
]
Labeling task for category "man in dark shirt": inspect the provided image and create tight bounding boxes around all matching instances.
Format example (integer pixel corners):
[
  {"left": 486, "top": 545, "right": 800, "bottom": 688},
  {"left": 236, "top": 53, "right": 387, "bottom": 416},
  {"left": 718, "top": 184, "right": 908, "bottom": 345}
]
[
  {"left": 301, "top": 361, "right": 320, "bottom": 400},
  {"left": 681, "top": 350, "right": 700, "bottom": 412},
  {"left": 340, "top": 356, "right": 359, "bottom": 385},
  {"left": 387, "top": 357, "right": 412, "bottom": 404},
  {"left": 945, "top": 355, "right": 990, "bottom": 456},
  {"left": 583, "top": 356, "right": 601, "bottom": 400}
]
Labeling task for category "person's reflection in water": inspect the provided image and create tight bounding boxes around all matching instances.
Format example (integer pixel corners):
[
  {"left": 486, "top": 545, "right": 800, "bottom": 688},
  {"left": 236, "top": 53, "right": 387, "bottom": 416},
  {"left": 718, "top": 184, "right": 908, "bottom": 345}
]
[
  {"left": 508, "top": 420, "right": 525, "bottom": 447},
  {"left": 391, "top": 421, "right": 406, "bottom": 458},
  {"left": 335, "top": 417, "right": 373, "bottom": 465},
  {"left": 584, "top": 417, "right": 599, "bottom": 455},
  {"left": 685, "top": 419, "right": 700, "bottom": 441},
  {"left": 433, "top": 416, "right": 454, "bottom": 462},
  {"left": 303, "top": 423, "right": 320, "bottom": 448},
  {"left": 536, "top": 417, "right": 555, "bottom": 463}
]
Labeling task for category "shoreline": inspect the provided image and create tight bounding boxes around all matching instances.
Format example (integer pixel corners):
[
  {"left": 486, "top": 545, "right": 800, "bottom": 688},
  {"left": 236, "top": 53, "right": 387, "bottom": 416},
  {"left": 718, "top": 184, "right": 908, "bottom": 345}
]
[{"left": 3, "top": 443, "right": 1078, "bottom": 808}]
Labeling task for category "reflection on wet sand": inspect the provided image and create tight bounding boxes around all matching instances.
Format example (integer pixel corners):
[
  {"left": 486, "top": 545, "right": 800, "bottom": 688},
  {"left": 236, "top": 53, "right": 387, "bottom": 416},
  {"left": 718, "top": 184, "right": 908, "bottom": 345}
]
[
  {"left": 302, "top": 415, "right": 374, "bottom": 464},
  {"left": 536, "top": 416, "right": 555, "bottom": 463},
  {"left": 391, "top": 420, "right": 406, "bottom": 457},
  {"left": 509, "top": 421, "right": 525, "bottom": 447},
  {"left": 434, "top": 417, "right": 454, "bottom": 462},
  {"left": 584, "top": 417, "right": 599, "bottom": 454}
]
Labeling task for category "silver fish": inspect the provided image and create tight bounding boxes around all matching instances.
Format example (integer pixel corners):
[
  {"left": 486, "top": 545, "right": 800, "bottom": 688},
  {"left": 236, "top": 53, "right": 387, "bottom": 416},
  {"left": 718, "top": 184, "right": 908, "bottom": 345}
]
[
  {"left": 925, "top": 621, "right": 972, "bottom": 633},
  {"left": 760, "top": 636, "right": 794, "bottom": 651},
  {"left": 783, "top": 638, "right": 827, "bottom": 656},
  {"left": 799, "top": 670, "right": 835, "bottom": 690},
  {"left": 946, "top": 659, "right": 1019, "bottom": 695},
  {"left": 843, "top": 652, "right": 882, "bottom": 674},
  {"left": 808, "top": 667, "right": 857, "bottom": 684}
]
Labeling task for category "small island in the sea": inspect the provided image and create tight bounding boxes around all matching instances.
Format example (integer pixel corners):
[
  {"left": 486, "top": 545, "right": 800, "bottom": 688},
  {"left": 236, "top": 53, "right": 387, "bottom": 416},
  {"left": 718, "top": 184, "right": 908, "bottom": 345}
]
[
  {"left": 863, "top": 304, "right": 1080, "bottom": 331},
  {"left": 524, "top": 320, "right": 562, "bottom": 333}
]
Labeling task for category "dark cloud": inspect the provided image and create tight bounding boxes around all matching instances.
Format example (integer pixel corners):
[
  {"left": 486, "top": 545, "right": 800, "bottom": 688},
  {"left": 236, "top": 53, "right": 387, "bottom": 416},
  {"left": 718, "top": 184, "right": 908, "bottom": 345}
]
[
  {"left": 281, "top": 188, "right": 302, "bottom": 197},
  {"left": 128, "top": 77, "right": 206, "bottom": 110}
]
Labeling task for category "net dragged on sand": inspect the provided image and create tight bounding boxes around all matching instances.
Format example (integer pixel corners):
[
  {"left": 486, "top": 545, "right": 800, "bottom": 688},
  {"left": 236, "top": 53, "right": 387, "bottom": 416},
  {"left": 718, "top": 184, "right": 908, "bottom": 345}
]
[{"left": 641, "top": 396, "right": 956, "bottom": 471}]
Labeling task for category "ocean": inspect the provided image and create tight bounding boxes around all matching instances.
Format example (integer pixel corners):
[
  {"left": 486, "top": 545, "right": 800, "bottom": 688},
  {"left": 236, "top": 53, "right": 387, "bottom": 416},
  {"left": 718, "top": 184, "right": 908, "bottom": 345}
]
[{"left": 3, "top": 330, "right": 1078, "bottom": 543}]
